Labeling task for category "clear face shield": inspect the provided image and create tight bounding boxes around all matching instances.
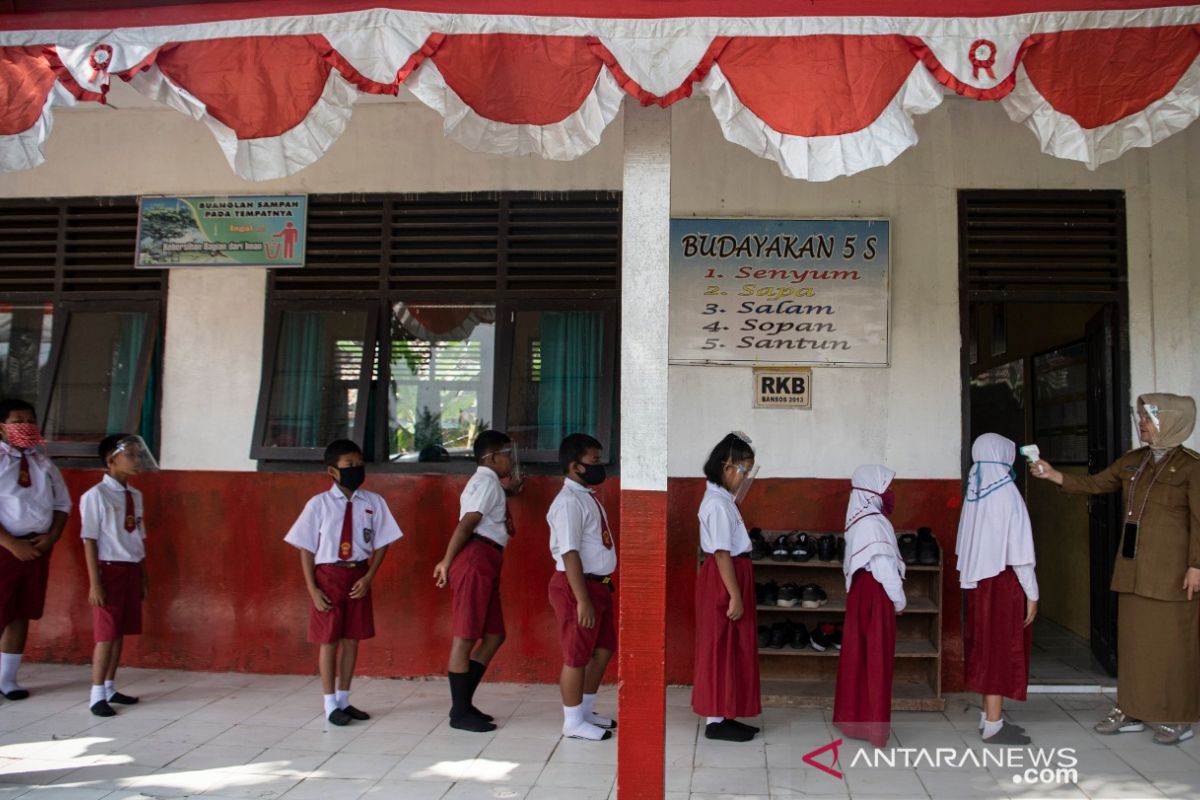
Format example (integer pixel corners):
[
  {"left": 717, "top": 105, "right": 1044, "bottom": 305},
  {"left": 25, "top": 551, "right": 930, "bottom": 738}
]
[
  {"left": 109, "top": 435, "right": 160, "bottom": 474},
  {"left": 1133, "top": 403, "right": 1161, "bottom": 443},
  {"left": 507, "top": 442, "right": 522, "bottom": 482},
  {"left": 734, "top": 463, "right": 759, "bottom": 504}
]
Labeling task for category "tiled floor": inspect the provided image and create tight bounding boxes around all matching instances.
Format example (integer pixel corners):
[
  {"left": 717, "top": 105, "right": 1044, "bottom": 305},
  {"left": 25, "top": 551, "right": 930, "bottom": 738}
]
[
  {"left": 1, "top": 663, "right": 1197, "bottom": 799},
  {"left": 1030, "top": 617, "right": 1115, "bottom": 687}
]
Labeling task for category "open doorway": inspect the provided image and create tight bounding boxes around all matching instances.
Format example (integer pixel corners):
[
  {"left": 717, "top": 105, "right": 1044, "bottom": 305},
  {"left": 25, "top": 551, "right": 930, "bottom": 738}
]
[{"left": 959, "top": 191, "right": 1130, "bottom": 686}]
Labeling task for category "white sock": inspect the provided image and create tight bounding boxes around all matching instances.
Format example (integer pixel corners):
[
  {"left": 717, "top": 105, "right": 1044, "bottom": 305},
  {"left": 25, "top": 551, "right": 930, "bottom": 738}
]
[
  {"left": 0, "top": 652, "right": 22, "bottom": 693},
  {"left": 323, "top": 693, "right": 338, "bottom": 718},
  {"left": 982, "top": 718, "right": 1004, "bottom": 738},
  {"left": 706, "top": 716, "right": 724, "bottom": 725},
  {"left": 90, "top": 685, "right": 106, "bottom": 705},
  {"left": 104, "top": 680, "right": 115, "bottom": 701},
  {"left": 335, "top": 689, "right": 350, "bottom": 710},
  {"left": 563, "top": 703, "right": 609, "bottom": 740},
  {"left": 581, "top": 692, "right": 614, "bottom": 727}
]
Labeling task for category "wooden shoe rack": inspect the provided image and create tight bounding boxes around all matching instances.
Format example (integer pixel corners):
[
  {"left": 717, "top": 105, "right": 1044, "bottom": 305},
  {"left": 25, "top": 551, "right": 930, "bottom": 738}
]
[{"left": 753, "top": 530, "right": 945, "bottom": 711}]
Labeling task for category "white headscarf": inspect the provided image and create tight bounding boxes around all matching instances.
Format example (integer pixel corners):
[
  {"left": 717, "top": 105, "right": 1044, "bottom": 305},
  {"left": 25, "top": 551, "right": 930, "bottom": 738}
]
[
  {"left": 843, "top": 464, "right": 904, "bottom": 591},
  {"left": 955, "top": 433, "right": 1036, "bottom": 588}
]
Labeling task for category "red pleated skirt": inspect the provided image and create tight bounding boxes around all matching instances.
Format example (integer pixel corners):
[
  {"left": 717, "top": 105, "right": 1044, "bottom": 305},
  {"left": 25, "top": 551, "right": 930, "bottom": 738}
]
[
  {"left": 691, "top": 555, "right": 761, "bottom": 718},
  {"left": 833, "top": 569, "right": 895, "bottom": 748},
  {"left": 964, "top": 567, "right": 1032, "bottom": 701}
]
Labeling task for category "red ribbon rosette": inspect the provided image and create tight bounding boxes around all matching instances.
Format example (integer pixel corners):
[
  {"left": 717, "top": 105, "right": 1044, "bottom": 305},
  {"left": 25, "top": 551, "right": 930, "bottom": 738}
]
[
  {"left": 969, "top": 39, "right": 997, "bottom": 81},
  {"left": 88, "top": 44, "right": 113, "bottom": 84}
]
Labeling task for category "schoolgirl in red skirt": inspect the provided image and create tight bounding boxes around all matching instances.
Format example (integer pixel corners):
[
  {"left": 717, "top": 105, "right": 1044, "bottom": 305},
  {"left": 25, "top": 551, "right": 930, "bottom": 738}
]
[
  {"left": 692, "top": 432, "right": 762, "bottom": 743},
  {"left": 956, "top": 433, "right": 1038, "bottom": 746},
  {"left": 833, "top": 464, "right": 907, "bottom": 749}
]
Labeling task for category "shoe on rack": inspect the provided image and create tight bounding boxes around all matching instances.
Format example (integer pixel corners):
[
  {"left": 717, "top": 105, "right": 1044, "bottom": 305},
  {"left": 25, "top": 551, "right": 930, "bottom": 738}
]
[
  {"left": 749, "top": 528, "right": 769, "bottom": 561},
  {"left": 916, "top": 527, "right": 940, "bottom": 565},
  {"left": 837, "top": 536, "right": 846, "bottom": 562},
  {"left": 1151, "top": 724, "right": 1194, "bottom": 746},
  {"left": 790, "top": 532, "right": 814, "bottom": 562},
  {"left": 817, "top": 534, "right": 836, "bottom": 562},
  {"left": 757, "top": 625, "right": 772, "bottom": 649},
  {"left": 771, "top": 534, "right": 791, "bottom": 562},
  {"left": 810, "top": 623, "right": 836, "bottom": 652},
  {"left": 1094, "top": 707, "right": 1145, "bottom": 735},
  {"left": 898, "top": 533, "right": 918, "bottom": 564},
  {"left": 760, "top": 580, "right": 779, "bottom": 607},
  {"left": 789, "top": 623, "right": 810, "bottom": 650},
  {"left": 768, "top": 622, "right": 791, "bottom": 649},
  {"left": 832, "top": 624, "right": 843, "bottom": 650},
  {"left": 776, "top": 583, "right": 801, "bottom": 608},
  {"left": 800, "top": 584, "right": 828, "bottom": 609}
]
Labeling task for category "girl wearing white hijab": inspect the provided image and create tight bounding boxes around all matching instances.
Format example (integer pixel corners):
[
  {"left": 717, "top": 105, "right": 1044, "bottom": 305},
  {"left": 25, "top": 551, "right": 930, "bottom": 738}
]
[
  {"left": 957, "top": 433, "right": 1038, "bottom": 746},
  {"left": 833, "top": 465, "right": 906, "bottom": 748}
]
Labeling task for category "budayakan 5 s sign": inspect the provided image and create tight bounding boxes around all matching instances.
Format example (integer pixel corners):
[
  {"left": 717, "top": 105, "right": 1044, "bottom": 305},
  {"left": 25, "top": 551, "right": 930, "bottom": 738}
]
[{"left": 136, "top": 195, "right": 307, "bottom": 268}]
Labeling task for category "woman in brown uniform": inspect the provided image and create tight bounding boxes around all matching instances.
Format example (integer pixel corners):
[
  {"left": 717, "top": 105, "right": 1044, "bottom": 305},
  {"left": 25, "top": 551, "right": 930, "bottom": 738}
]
[{"left": 1031, "top": 393, "right": 1200, "bottom": 746}]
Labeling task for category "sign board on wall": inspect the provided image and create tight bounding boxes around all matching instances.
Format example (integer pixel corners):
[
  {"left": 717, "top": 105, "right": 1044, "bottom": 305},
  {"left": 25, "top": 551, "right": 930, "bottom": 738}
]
[
  {"left": 754, "top": 367, "right": 812, "bottom": 408},
  {"left": 136, "top": 195, "right": 307, "bottom": 268},
  {"left": 669, "top": 218, "right": 890, "bottom": 366}
]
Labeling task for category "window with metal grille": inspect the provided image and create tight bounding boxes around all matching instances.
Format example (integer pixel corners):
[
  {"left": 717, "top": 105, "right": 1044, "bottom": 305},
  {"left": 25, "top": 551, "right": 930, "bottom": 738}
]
[
  {"left": 0, "top": 199, "right": 163, "bottom": 458},
  {"left": 255, "top": 192, "right": 619, "bottom": 466},
  {"left": 959, "top": 190, "right": 1127, "bottom": 301}
]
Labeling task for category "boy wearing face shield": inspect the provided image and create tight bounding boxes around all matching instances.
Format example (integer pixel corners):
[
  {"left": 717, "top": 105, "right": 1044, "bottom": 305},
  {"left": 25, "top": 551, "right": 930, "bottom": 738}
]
[
  {"left": 80, "top": 434, "right": 156, "bottom": 716},
  {"left": 547, "top": 433, "right": 617, "bottom": 741},
  {"left": 0, "top": 398, "right": 71, "bottom": 702},
  {"left": 284, "top": 440, "right": 403, "bottom": 726}
]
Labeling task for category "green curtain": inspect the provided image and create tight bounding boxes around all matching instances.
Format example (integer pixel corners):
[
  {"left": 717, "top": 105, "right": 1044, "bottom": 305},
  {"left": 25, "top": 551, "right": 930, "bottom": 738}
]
[
  {"left": 537, "top": 311, "right": 602, "bottom": 450},
  {"left": 137, "top": 336, "right": 160, "bottom": 447},
  {"left": 274, "top": 312, "right": 326, "bottom": 447},
  {"left": 106, "top": 313, "right": 147, "bottom": 435}
]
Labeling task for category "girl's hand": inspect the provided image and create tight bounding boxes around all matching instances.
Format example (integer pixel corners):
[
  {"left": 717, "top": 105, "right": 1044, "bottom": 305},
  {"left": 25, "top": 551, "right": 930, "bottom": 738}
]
[
  {"left": 726, "top": 594, "right": 744, "bottom": 621},
  {"left": 1024, "top": 598, "right": 1039, "bottom": 627},
  {"left": 433, "top": 559, "right": 450, "bottom": 588},
  {"left": 1183, "top": 567, "right": 1200, "bottom": 601}
]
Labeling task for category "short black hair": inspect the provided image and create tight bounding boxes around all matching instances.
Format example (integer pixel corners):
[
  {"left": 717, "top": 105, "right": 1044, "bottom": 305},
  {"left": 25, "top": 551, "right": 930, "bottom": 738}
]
[
  {"left": 703, "top": 433, "right": 755, "bottom": 485},
  {"left": 0, "top": 398, "right": 35, "bottom": 423},
  {"left": 323, "top": 439, "right": 362, "bottom": 468},
  {"left": 99, "top": 433, "right": 131, "bottom": 464},
  {"left": 559, "top": 432, "right": 603, "bottom": 475},
  {"left": 473, "top": 430, "right": 511, "bottom": 461},
  {"left": 418, "top": 444, "right": 450, "bottom": 462}
]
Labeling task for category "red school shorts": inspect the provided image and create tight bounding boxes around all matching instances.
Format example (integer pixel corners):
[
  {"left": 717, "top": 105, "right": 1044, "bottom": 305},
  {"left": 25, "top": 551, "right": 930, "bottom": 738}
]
[
  {"left": 309, "top": 563, "right": 375, "bottom": 644},
  {"left": 548, "top": 570, "right": 617, "bottom": 668},
  {"left": 93, "top": 561, "right": 143, "bottom": 642},
  {"left": 0, "top": 543, "right": 51, "bottom": 631},
  {"left": 449, "top": 537, "right": 506, "bottom": 640}
]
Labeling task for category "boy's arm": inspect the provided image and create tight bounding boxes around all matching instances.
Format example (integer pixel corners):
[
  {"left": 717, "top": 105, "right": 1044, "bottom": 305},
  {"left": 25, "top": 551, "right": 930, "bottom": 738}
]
[
  {"left": 350, "top": 543, "right": 389, "bottom": 599},
  {"left": 562, "top": 550, "right": 595, "bottom": 629},
  {"left": 433, "top": 512, "right": 482, "bottom": 587},
  {"left": 0, "top": 524, "right": 38, "bottom": 561},
  {"left": 299, "top": 548, "right": 331, "bottom": 611},
  {"left": 83, "top": 538, "right": 104, "bottom": 607}
]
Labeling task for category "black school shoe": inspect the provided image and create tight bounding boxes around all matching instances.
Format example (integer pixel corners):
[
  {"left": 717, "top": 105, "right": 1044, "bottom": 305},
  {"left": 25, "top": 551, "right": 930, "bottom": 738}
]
[
  {"left": 706, "top": 719, "right": 755, "bottom": 742},
  {"left": 810, "top": 623, "right": 836, "bottom": 652},
  {"left": 759, "top": 581, "right": 778, "bottom": 607},
  {"left": 816, "top": 534, "right": 836, "bottom": 562},
  {"left": 898, "top": 533, "right": 918, "bottom": 564},
  {"left": 790, "top": 532, "right": 814, "bottom": 562},
  {"left": 768, "top": 622, "right": 791, "bottom": 649},
  {"left": 916, "top": 527, "right": 940, "bottom": 565},
  {"left": 800, "top": 584, "right": 828, "bottom": 609},
  {"left": 450, "top": 710, "right": 497, "bottom": 732},
  {"left": 328, "top": 708, "right": 353, "bottom": 726},
  {"left": 2, "top": 689, "right": 29, "bottom": 701},
  {"left": 90, "top": 699, "right": 116, "bottom": 717},
  {"left": 837, "top": 536, "right": 846, "bottom": 562},
  {"left": 776, "top": 583, "right": 801, "bottom": 608},
  {"left": 749, "top": 529, "right": 769, "bottom": 561},
  {"left": 343, "top": 705, "right": 370, "bottom": 721},
  {"left": 108, "top": 692, "right": 138, "bottom": 705},
  {"left": 770, "top": 535, "right": 791, "bottom": 562},
  {"left": 790, "top": 623, "right": 810, "bottom": 650},
  {"left": 983, "top": 721, "right": 1032, "bottom": 746},
  {"left": 757, "top": 625, "right": 772, "bottom": 648}
]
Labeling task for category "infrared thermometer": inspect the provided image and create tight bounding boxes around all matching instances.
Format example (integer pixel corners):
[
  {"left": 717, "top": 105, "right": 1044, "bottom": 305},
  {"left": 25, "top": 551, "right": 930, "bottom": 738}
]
[{"left": 1020, "top": 444, "right": 1043, "bottom": 475}]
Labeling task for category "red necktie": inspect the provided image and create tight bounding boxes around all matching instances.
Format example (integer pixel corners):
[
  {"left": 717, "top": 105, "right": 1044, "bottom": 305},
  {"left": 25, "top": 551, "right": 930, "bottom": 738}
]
[
  {"left": 338, "top": 500, "right": 354, "bottom": 560},
  {"left": 17, "top": 452, "right": 30, "bottom": 488},
  {"left": 124, "top": 490, "right": 136, "bottom": 532}
]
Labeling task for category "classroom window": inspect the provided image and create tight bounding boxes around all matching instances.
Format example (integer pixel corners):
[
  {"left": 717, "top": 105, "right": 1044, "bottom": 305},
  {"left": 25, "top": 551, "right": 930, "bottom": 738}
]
[
  {"left": 253, "top": 192, "right": 619, "bottom": 466},
  {"left": 0, "top": 200, "right": 164, "bottom": 458}
]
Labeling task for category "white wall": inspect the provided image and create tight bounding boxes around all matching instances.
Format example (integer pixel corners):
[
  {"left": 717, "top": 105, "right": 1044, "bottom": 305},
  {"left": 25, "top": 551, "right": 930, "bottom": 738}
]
[
  {"left": 1, "top": 88, "right": 1195, "bottom": 475},
  {"left": 669, "top": 97, "right": 1200, "bottom": 480}
]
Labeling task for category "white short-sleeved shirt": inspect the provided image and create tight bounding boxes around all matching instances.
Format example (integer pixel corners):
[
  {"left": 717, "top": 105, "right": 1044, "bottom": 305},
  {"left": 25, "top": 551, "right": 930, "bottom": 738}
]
[
  {"left": 0, "top": 442, "right": 72, "bottom": 537},
  {"left": 80, "top": 475, "right": 146, "bottom": 563},
  {"left": 547, "top": 478, "right": 616, "bottom": 576},
  {"left": 460, "top": 466, "right": 509, "bottom": 547},
  {"left": 284, "top": 485, "right": 403, "bottom": 564},
  {"left": 698, "top": 482, "right": 752, "bottom": 556}
]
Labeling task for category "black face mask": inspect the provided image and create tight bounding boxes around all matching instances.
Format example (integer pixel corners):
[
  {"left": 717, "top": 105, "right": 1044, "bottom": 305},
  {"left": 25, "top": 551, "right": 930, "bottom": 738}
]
[
  {"left": 337, "top": 465, "right": 366, "bottom": 492},
  {"left": 578, "top": 462, "right": 606, "bottom": 486}
]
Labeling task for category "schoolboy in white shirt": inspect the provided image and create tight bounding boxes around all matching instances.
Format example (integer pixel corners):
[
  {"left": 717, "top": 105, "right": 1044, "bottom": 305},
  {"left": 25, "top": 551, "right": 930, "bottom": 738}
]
[
  {"left": 80, "top": 433, "right": 153, "bottom": 716},
  {"left": 284, "top": 439, "right": 402, "bottom": 725},
  {"left": 0, "top": 398, "right": 71, "bottom": 701},
  {"left": 547, "top": 432, "right": 617, "bottom": 741}
]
